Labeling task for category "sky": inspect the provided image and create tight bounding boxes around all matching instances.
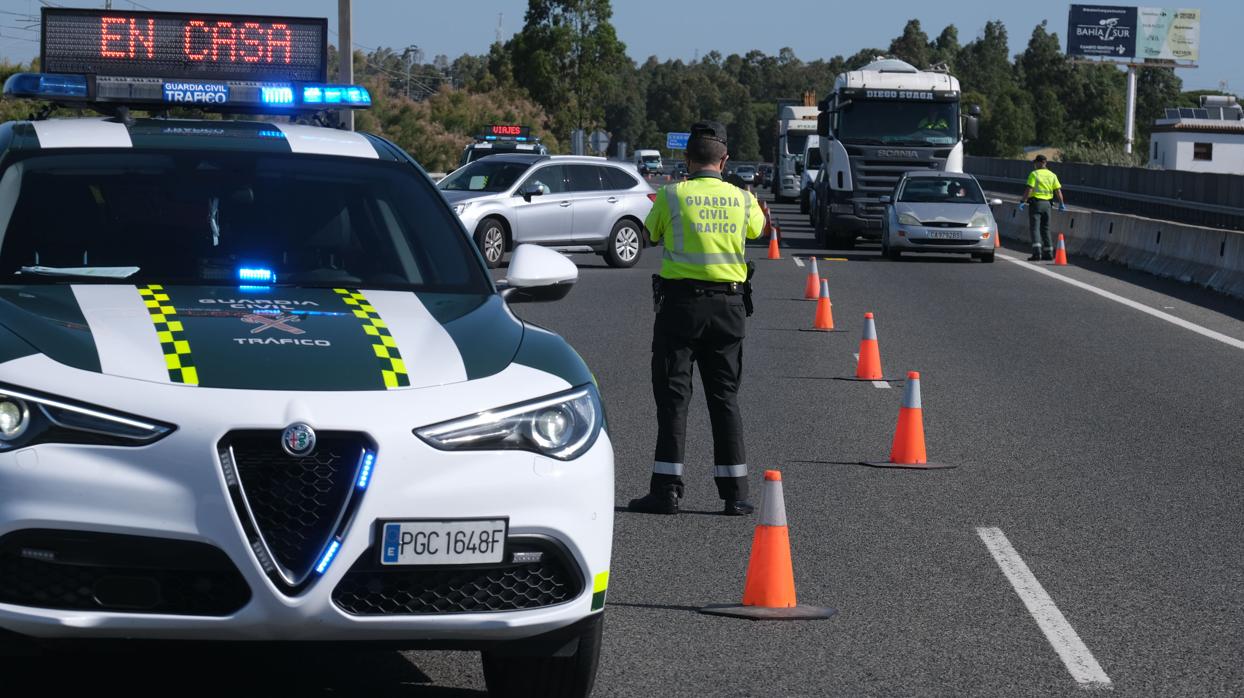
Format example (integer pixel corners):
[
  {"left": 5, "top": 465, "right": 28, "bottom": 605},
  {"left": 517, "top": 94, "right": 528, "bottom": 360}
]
[{"left": 0, "top": 0, "right": 1238, "bottom": 93}]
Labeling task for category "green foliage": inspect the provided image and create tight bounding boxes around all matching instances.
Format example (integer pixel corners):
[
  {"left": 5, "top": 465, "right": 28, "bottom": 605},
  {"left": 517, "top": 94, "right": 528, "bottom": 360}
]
[
  {"left": 889, "top": 20, "right": 930, "bottom": 68},
  {"left": 1059, "top": 140, "right": 1146, "bottom": 167}
]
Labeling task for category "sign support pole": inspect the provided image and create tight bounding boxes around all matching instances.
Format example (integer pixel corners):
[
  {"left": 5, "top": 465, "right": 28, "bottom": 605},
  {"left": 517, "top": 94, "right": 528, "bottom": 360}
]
[
  {"left": 338, "top": 0, "right": 354, "bottom": 132},
  {"left": 1124, "top": 65, "right": 1138, "bottom": 155}
]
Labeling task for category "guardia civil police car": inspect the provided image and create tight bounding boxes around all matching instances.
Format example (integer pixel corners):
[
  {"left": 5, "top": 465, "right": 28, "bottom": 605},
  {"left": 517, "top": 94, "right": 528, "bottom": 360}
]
[{"left": 0, "top": 9, "right": 611, "bottom": 697}]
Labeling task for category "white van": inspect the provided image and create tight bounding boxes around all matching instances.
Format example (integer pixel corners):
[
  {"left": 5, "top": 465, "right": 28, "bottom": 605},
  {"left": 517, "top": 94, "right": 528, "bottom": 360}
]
[
  {"left": 634, "top": 149, "right": 663, "bottom": 176},
  {"left": 800, "top": 139, "right": 822, "bottom": 215}
]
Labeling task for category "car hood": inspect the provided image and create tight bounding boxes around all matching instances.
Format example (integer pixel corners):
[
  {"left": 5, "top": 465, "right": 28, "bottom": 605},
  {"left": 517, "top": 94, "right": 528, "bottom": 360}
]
[
  {"left": 895, "top": 202, "right": 991, "bottom": 225},
  {"left": 439, "top": 189, "right": 504, "bottom": 204},
  {"left": 0, "top": 285, "right": 529, "bottom": 391}
]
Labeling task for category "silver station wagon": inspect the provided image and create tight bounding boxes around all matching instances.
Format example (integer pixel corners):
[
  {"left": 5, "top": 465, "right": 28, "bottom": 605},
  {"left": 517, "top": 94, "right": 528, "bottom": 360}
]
[
  {"left": 439, "top": 154, "right": 655, "bottom": 268},
  {"left": 880, "top": 172, "right": 1003, "bottom": 263}
]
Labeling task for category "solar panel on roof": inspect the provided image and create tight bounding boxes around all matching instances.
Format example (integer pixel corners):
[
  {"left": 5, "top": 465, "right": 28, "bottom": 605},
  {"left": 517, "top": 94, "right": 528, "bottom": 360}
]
[
  {"left": 1193, "top": 108, "right": 1210, "bottom": 119},
  {"left": 1205, "top": 107, "right": 1223, "bottom": 120},
  {"left": 1179, "top": 108, "right": 1195, "bottom": 118},
  {"left": 1165, "top": 108, "right": 1180, "bottom": 119}
]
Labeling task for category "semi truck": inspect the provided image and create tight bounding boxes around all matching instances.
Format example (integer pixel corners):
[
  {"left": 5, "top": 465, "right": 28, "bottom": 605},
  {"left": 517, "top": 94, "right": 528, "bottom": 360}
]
[
  {"left": 771, "top": 99, "right": 819, "bottom": 203},
  {"left": 812, "top": 58, "right": 979, "bottom": 248}
]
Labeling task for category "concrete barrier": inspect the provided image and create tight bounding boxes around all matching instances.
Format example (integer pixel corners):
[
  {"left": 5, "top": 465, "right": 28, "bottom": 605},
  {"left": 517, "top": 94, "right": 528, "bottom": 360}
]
[{"left": 994, "top": 201, "right": 1244, "bottom": 299}]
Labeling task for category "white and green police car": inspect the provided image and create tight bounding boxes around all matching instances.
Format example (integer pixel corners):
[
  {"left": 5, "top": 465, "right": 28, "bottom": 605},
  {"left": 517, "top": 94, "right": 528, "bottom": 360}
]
[{"left": 0, "top": 9, "right": 611, "bottom": 697}]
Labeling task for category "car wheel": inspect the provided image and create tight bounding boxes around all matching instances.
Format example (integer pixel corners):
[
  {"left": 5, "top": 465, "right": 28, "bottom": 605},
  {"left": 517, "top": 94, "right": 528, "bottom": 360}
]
[
  {"left": 474, "top": 218, "right": 507, "bottom": 269},
  {"left": 482, "top": 613, "right": 603, "bottom": 698},
  {"left": 979, "top": 252, "right": 995, "bottom": 263},
  {"left": 604, "top": 220, "right": 642, "bottom": 268},
  {"left": 799, "top": 193, "right": 809, "bottom": 214}
]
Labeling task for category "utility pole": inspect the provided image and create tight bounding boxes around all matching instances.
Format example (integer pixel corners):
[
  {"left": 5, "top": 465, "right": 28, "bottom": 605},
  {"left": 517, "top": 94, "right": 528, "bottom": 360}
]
[
  {"left": 338, "top": 0, "right": 354, "bottom": 131},
  {"left": 1124, "top": 65, "right": 1138, "bottom": 155}
]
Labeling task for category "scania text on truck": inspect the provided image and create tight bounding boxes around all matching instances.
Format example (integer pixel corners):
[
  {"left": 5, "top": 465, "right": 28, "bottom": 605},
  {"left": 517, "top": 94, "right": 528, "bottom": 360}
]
[{"left": 812, "top": 58, "right": 979, "bottom": 248}]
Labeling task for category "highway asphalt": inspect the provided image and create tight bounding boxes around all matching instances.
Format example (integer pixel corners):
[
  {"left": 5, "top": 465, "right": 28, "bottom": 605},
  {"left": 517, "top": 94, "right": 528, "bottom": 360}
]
[{"left": 21, "top": 197, "right": 1240, "bottom": 696}]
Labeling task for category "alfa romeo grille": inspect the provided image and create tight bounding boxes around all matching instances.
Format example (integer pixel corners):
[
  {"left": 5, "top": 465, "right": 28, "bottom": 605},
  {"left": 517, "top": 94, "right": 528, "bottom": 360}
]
[{"left": 219, "top": 431, "right": 371, "bottom": 593}]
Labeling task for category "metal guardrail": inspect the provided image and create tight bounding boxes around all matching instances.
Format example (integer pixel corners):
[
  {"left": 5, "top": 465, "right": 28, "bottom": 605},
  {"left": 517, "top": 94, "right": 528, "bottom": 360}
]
[{"left": 974, "top": 174, "right": 1244, "bottom": 219}]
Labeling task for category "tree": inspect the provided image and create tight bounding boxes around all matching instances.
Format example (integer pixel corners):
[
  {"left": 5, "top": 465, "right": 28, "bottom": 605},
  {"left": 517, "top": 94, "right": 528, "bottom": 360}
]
[
  {"left": 1017, "top": 21, "right": 1071, "bottom": 145},
  {"left": 889, "top": 20, "right": 930, "bottom": 68},
  {"left": 1135, "top": 65, "right": 1182, "bottom": 144},
  {"left": 929, "top": 25, "right": 960, "bottom": 68}
]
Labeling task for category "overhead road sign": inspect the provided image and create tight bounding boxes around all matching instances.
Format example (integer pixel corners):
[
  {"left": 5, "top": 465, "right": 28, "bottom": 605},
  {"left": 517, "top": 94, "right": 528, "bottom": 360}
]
[
  {"left": 1067, "top": 5, "right": 1138, "bottom": 59},
  {"left": 666, "top": 132, "right": 689, "bottom": 150}
]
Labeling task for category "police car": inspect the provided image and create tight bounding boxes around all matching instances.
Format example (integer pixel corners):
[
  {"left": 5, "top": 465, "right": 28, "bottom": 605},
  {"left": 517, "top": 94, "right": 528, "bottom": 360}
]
[{"left": 0, "top": 9, "right": 611, "bottom": 697}]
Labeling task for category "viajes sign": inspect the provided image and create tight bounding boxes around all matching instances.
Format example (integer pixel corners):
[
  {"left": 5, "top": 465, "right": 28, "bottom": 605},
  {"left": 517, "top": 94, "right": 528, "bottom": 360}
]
[{"left": 1067, "top": 5, "right": 1201, "bottom": 61}]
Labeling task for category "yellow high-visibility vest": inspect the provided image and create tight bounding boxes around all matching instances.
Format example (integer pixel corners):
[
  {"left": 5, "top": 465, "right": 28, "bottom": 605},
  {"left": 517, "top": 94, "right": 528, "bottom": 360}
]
[
  {"left": 1026, "top": 168, "right": 1061, "bottom": 200},
  {"left": 644, "top": 175, "right": 765, "bottom": 282}
]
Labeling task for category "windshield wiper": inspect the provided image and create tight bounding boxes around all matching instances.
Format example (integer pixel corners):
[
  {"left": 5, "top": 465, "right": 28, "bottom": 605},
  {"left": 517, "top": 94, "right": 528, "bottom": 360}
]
[{"left": 18, "top": 265, "right": 140, "bottom": 279}]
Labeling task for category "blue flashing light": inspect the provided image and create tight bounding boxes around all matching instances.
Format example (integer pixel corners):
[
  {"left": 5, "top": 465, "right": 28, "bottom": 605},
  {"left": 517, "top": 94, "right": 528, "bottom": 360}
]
[
  {"left": 4, "top": 72, "right": 88, "bottom": 99},
  {"left": 256, "top": 129, "right": 286, "bottom": 139},
  {"left": 516, "top": 137, "right": 528, "bottom": 142},
  {"left": 237, "top": 285, "right": 271, "bottom": 293},
  {"left": 324, "top": 87, "right": 343, "bottom": 104},
  {"left": 314, "top": 539, "right": 342, "bottom": 575},
  {"left": 485, "top": 135, "right": 497, "bottom": 141},
  {"left": 260, "top": 85, "right": 295, "bottom": 106},
  {"left": 355, "top": 450, "right": 376, "bottom": 490},
  {"left": 302, "top": 84, "right": 370, "bottom": 107},
  {"left": 303, "top": 86, "right": 323, "bottom": 104},
  {"left": 237, "top": 267, "right": 275, "bottom": 284}
]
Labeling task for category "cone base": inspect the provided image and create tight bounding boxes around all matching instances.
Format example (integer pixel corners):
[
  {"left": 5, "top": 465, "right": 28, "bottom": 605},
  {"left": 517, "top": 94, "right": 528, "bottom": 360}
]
[
  {"left": 860, "top": 460, "right": 956, "bottom": 470},
  {"left": 840, "top": 376, "right": 890, "bottom": 381},
  {"left": 799, "top": 328, "right": 848, "bottom": 333},
  {"left": 699, "top": 603, "right": 837, "bottom": 621}
]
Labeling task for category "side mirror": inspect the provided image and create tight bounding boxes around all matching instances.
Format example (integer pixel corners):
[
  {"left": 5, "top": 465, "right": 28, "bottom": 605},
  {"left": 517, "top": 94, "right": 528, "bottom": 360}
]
[
  {"left": 964, "top": 115, "right": 980, "bottom": 141},
  {"left": 518, "top": 183, "right": 545, "bottom": 201},
  {"left": 499, "top": 244, "right": 578, "bottom": 303},
  {"left": 988, "top": 198, "right": 1003, "bottom": 207},
  {"left": 969, "top": 104, "right": 982, "bottom": 117},
  {"left": 817, "top": 111, "right": 830, "bottom": 137},
  {"left": 878, "top": 195, "right": 892, "bottom": 204}
]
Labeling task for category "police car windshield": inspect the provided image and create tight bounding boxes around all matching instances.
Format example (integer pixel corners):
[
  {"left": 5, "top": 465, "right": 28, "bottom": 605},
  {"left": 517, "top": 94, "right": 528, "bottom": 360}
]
[
  {"left": 838, "top": 100, "right": 959, "bottom": 146},
  {"left": 439, "top": 160, "right": 530, "bottom": 193},
  {"left": 0, "top": 151, "right": 490, "bottom": 293},
  {"left": 898, "top": 177, "right": 985, "bottom": 204}
]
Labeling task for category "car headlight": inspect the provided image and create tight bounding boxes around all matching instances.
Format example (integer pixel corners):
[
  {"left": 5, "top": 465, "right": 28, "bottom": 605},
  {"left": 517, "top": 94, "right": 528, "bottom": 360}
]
[
  {"left": 0, "top": 385, "right": 174, "bottom": 451},
  {"left": 452, "top": 202, "right": 472, "bottom": 216},
  {"left": 898, "top": 212, "right": 922, "bottom": 226},
  {"left": 970, "top": 213, "right": 993, "bottom": 228},
  {"left": 415, "top": 384, "right": 603, "bottom": 461}
]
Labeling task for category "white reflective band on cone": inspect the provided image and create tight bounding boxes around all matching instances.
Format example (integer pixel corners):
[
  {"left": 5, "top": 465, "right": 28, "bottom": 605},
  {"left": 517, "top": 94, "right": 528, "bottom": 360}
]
[
  {"left": 653, "top": 461, "right": 684, "bottom": 475},
  {"left": 809, "top": 257, "right": 818, "bottom": 276},
  {"left": 903, "top": 376, "right": 922, "bottom": 409},
  {"left": 713, "top": 464, "right": 747, "bottom": 478},
  {"left": 820, "top": 279, "right": 830, "bottom": 299},
  {"left": 862, "top": 317, "right": 878, "bottom": 340},
  {"left": 759, "top": 478, "right": 788, "bottom": 527}
]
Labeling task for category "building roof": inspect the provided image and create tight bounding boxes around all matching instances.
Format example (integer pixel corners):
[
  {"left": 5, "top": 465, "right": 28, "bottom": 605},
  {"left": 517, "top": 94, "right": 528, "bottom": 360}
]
[{"left": 1151, "top": 119, "right": 1244, "bottom": 135}]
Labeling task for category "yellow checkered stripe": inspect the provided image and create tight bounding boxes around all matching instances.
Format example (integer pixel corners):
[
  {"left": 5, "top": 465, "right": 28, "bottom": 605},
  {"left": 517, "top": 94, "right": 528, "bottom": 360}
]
[
  {"left": 334, "top": 288, "right": 410, "bottom": 389},
  {"left": 137, "top": 284, "right": 198, "bottom": 386}
]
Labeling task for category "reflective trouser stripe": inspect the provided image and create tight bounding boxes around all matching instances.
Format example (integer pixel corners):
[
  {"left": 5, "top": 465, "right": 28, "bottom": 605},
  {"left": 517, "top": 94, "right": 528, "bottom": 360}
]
[
  {"left": 713, "top": 464, "right": 747, "bottom": 478},
  {"left": 653, "top": 461, "right": 684, "bottom": 475},
  {"left": 665, "top": 183, "right": 683, "bottom": 251}
]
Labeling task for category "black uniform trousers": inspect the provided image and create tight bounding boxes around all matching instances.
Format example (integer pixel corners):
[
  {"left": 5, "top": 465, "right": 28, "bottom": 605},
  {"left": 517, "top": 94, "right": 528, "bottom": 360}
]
[{"left": 650, "top": 284, "right": 748, "bottom": 501}]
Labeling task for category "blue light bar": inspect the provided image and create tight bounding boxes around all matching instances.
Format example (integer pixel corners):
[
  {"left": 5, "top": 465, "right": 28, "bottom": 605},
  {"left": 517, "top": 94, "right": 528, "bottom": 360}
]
[
  {"left": 314, "top": 539, "right": 342, "bottom": 575},
  {"left": 355, "top": 450, "right": 376, "bottom": 490},
  {"left": 302, "top": 83, "right": 370, "bottom": 107},
  {"left": 260, "top": 86, "right": 294, "bottom": 106},
  {"left": 3, "top": 72, "right": 87, "bottom": 99},
  {"left": 302, "top": 86, "right": 323, "bottom": 104},
  {"left": 237, "top": 267, "right": 275, "bottom": 284}
]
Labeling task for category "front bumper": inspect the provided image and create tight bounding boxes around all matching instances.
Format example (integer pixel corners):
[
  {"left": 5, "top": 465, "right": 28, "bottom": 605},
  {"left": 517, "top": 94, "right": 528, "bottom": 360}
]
[
  {"left": 0, "top": 358, "right": 613, "bottom": 644},
  {"left": 891, "top": 226, "right": 993, "bottom": 252}
]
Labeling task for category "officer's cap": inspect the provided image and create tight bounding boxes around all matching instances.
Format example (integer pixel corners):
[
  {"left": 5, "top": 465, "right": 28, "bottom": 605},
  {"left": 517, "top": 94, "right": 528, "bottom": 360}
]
[
  {"left": 1033, "top": 154, "right": 1048, "bottom": 163},
  {"left": 689, "top": 121, "right": 728, "bottom": 145}
]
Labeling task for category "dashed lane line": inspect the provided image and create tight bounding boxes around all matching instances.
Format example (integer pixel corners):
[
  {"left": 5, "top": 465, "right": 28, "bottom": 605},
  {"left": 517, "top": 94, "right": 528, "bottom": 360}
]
[
  {"left": 794, "top": 256, "right": 805, "bottom": 268},
  {"left": 976, "top": 527, "right": 1113, "bottom": 690},
  {"left": 998, "top": 250, "right": 1244, "bottom": 352}
]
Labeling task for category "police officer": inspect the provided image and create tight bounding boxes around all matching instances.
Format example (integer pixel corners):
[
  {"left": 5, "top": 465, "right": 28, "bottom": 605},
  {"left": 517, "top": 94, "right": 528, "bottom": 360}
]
[
  {"left": 917, "top": 105, "right": 949, "bottom": 130},
  {"left": 1018, "top": 154, "right": 1067, "bottom": 261},
  {"left": 628, "top": 121, "right": 765, "bottom": 516}
]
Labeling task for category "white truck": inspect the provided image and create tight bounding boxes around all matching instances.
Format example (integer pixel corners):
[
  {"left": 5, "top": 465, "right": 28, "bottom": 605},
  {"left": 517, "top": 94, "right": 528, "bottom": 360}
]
[
  {"left": 812, "top": 58, "right": 979, "bottom": 248},
  {"left": 634, "top": 149, "right": 664, "bottom": 176},
  {"left": 800, "top": 138, "right": 822, "bottom": 217},
  {"left": 772, "top": 104, "right": 819, "bottom": 202}
]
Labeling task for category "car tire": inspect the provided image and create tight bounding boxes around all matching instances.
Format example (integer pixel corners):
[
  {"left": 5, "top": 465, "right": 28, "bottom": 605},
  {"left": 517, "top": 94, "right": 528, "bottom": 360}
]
[
  {"left": 604, "top": 220, "right": 642, "bottom": 268},
  {"left": 481, "top": 613, "right": 603, "bottom": 698},
  {"left": 799, "top": 193, "right": 809, "bottom": 214},
  {"left": 979, "top": 252, "right": 995, "bottom": 263},
  {"left": 474, "top": 218, "right": 507, "bottom": 269}
]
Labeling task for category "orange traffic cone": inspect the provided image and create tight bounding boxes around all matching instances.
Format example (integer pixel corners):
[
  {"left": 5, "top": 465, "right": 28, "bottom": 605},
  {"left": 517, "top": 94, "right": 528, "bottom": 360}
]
[
  {"left": 701, "top": 471, "right": 835, "bottom": 620},
  {"left": 863, "top": 372, "right": 954, "bottom": 469},
  {"left": 1053, "top": 234, "right": 1068, "bottom": 265},
  {"left": 808, "top": 279, "right": 846, "bottom": 333},
  {"left": 767, "top": 226, "right": 781, "bottom": 260},
  {"left": 803, "top": 257, "right": 820, "bottom": 299},
  {"left": 846, "top": 312, "right": 884, "bottom": 380},
  {"left": 993, "top": 228, "right": 1001, "bottom": 249}
]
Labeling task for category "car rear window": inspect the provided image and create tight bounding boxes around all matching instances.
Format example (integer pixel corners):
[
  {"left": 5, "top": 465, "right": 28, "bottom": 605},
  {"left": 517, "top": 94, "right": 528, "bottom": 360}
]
[
  {"left": 566, "top": 165, "right": 603, "bottom": 192},
  {"left": 600, "top": 166, "right": 638, "bottom": 190}
]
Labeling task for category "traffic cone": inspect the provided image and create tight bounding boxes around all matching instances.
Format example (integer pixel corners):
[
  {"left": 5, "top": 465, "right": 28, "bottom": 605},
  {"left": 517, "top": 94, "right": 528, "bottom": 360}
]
[
  {"left": 806, "top": 279, "right": 846, "bottom": 333},
  {"left": 845, "top": 312, "right": 884, "bottom": 380},
  {"left": 701, "top": 471, "right": 836, "bottom": 621},
  {"left": 803, "top": 257, "right": 820, "bottom": 299},
  {"left": 993, "top": 228, "right": 1001, "bottom": 249},
  {"left": 1053, "top": 234, "right": 1068, "bottom": 265},
  {"left": 767, "top": 226, "right": 781, "bottom": 259},
  {"left": 863, "top": 371, "right": 954, "bottom": 469}
]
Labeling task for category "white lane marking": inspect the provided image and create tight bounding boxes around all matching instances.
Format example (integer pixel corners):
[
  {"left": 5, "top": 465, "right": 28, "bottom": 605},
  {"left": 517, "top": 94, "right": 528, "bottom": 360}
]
[
  {"left": 794, "top": 256, "right": 805, "bottom": 268},
  {"left": 999, "top": 250, "right": 1244, "bottom": 351},
  {"left": 976, "top": 527, "right": 1112, "bottom": 689},
  {"left": 871, "top": 380, "right": 891, "bottom": 389}
]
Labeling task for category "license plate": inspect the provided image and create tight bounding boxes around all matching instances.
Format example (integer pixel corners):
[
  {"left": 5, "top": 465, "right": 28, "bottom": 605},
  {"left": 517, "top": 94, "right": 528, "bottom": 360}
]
[
  {"left": 925, "top": 230, "right": 962, "bottom": 240},
  {"left": 380, "top": 519, "right": 507, "bottom": 566}
]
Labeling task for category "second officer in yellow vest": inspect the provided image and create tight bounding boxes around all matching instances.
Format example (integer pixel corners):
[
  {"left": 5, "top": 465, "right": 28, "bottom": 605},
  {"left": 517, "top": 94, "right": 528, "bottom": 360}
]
[{"left": 628, "top": 121, "right": 765, "bottom": 516}]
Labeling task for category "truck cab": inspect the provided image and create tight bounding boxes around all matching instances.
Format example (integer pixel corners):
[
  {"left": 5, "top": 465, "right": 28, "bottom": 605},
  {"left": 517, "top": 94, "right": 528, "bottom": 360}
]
[
  {"left": 634, "top": 149, "right": 663, "bottom": 176},
  {"left": 800, "top": 139, "right": 822, "bottom": 216}
]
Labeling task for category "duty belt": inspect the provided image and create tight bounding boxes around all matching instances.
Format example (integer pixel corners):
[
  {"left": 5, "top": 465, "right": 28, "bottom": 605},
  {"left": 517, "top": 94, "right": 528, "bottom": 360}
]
[{"left": 659, "top": 278, "right": 741, "bottom": 296}]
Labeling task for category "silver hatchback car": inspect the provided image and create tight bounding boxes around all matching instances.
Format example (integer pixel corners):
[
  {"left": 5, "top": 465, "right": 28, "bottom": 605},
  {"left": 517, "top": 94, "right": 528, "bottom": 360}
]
[
  {"left": 880, "top": 172, "right": 1003, "bottom": 263},
  {"left": 439, "top": 154, "right": 655, "bottom": 268}
]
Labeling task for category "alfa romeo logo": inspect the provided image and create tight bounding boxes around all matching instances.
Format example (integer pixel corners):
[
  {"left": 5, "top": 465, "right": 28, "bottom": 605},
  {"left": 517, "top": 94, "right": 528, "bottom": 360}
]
[{"left": 281, "top": 423, "right": 316, "bottom": 457}]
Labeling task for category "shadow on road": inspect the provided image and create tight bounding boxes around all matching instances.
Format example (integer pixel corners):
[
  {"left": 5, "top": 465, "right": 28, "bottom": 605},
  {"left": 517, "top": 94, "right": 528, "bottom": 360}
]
[{"left": 607, "top": 601, "right": 703, "bottom": 614}]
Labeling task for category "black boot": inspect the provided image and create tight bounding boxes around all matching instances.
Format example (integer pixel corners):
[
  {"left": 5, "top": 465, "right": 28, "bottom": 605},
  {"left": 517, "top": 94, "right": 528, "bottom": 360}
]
[
  {"left": 1027, "top": 249, "right": 1042, "bottom": 261},
  {"left": 1041, "top": 249, "right": 1054, "bottom": 261},
  {"left": 722, "top": 499, "right": 755, "bottom": 516},
  {"left": 628, "top": 486, "right": 679, "bottom": 515}
]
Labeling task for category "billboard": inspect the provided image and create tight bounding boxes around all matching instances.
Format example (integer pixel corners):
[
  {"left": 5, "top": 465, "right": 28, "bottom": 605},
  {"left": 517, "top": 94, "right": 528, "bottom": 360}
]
[
  {"left": 1067, "top": 5, "right": 1200, "bottom": 61},
  {"left": 1067, "top": 5, "right": 1138, "bottom": 58},
  {"left": 1138, "top": 7, "right": 1200, "bottom": 61}
]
